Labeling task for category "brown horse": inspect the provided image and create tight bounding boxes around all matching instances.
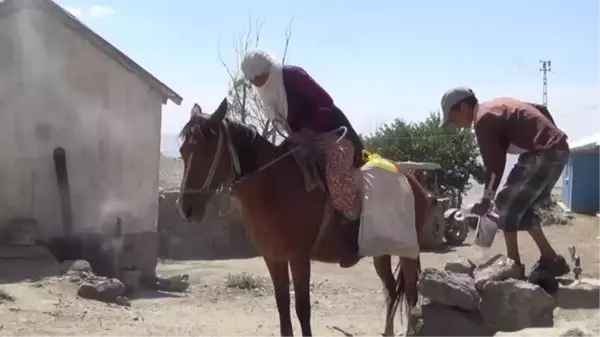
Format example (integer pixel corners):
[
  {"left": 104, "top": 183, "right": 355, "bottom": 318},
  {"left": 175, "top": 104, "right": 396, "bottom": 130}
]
[{"left": 177, "top": 98, "right": 430, "bottom": 336}]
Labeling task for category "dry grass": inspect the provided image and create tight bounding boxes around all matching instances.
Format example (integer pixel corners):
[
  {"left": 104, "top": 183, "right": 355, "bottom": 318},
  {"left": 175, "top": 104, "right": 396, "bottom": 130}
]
[{"left": 225, "top": 272, "right": 266, "bottom": 290}]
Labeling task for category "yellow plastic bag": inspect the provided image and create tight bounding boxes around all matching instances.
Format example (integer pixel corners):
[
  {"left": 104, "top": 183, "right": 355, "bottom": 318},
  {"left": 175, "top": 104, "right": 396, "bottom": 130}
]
[{"left": 362, "top": 150, "right": 398, "bottom": 174}]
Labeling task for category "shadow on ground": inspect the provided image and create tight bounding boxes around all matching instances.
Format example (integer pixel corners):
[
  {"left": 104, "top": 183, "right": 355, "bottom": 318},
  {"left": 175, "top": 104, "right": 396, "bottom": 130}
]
[
  {"left": 131, "top": 287, "right": 187, "bottom": 300},
  {"left": 0, "top": 258, "right": 66, "bottom": 285},
  {"left": 328, "top": 326, "right": 354, "bottom": 337},
  {"left": 556, "top": 282, "right": 600, "bottom": 310},
  {"left": 421, "top": 243, "right": 471, "bottom": 254},
  {"left": 0, "top": 244, "right": 69, "bottom": 284}
]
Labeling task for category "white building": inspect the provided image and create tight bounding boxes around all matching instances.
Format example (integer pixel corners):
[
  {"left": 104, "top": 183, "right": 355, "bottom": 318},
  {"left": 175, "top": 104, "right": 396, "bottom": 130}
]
[{"left": 0, "top": 0, "right": 182, "bottom": 277}]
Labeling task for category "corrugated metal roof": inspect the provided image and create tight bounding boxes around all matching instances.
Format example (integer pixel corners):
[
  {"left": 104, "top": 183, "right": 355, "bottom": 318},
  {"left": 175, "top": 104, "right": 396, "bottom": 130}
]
[
  {"left": 0, "top": 0, "right": 183, "bottom": 106},
  {"left": 569, "top": 132, "right": 600, "bottom": 152}
]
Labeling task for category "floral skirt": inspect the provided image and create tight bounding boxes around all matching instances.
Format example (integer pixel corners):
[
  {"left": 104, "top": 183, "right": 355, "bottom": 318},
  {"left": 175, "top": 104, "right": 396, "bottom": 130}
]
[{"left": 322, "top": 137, "right": 361, "bottom": 217}]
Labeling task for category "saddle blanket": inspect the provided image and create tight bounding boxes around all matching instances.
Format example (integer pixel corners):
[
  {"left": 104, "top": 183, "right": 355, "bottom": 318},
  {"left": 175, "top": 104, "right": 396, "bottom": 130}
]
[{"left": 354, "top": 153, "right": 419, "bottom": 259}]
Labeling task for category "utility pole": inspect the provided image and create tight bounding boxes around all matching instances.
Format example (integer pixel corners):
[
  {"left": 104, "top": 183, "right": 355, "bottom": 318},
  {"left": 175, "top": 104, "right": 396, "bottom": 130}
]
[{"left": 539, "top": 60, "right": 552, "bottom": 106}]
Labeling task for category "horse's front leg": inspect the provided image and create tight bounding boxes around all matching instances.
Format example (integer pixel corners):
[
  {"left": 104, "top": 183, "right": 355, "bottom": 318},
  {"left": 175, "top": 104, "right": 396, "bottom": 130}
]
[
  {"left": 265, "top": 259, "right": 293, "bottom": 336},
  {"left": 290, "top": 258, "right": 312, "bottom": 336}
]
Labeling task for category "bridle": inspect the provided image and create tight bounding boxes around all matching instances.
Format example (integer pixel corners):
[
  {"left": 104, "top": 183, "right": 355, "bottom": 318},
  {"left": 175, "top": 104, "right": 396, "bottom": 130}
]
[
  {"left": 178, "top": 123, "right": 349, "bottom": 197},
  {"left": 179, "top": 121, "right": 242, "bottom": 197}
]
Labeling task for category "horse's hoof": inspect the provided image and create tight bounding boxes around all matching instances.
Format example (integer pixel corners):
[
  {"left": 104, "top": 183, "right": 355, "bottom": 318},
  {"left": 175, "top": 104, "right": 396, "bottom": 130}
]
[{"left": 339, "top": 256, "right": 362, "bottom": 268}]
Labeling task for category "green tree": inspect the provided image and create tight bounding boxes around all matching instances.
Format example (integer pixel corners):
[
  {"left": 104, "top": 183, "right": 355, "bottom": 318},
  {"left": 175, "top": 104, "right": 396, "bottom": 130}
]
[{"left": 363, "top": 111, "right": 484, "bottom": 205}]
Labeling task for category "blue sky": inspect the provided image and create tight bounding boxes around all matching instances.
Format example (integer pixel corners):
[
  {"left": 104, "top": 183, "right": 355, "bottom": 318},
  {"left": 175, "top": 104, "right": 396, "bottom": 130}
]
[{"left": 56, "top": 0, "right": 599, "bottom": 145}]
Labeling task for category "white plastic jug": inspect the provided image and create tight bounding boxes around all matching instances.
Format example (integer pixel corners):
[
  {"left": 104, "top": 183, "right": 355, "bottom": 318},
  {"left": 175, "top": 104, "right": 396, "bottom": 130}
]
[
  {"left": 463, "top": 203, "right": 499, "bottom": 248},
  {"left": 465, "top": 172, "right": 500, "bottom": 248},
  {"left": 474, "top": 214, "right": 498, "bottom": 247}
]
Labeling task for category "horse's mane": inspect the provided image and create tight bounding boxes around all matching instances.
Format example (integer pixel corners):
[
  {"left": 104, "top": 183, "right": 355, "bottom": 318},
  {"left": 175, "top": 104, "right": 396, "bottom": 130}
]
[
  {"left": 179, "top": 114, "right": 266, "bottom": 175},
  {"left": 180, "top": 113, "right": 264, "bottom": 141}
]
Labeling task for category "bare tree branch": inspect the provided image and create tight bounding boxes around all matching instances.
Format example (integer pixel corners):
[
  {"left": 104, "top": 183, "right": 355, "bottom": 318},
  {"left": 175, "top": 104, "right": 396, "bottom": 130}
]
[
  {"left": 218, "top": 14, "right": 293, "bottom": 143},
  {"left": 281, "top": 16, "right": 294, "bottom": 64},
  {"left": 213, "top": 15, "right": 293, "bottom": 212}
]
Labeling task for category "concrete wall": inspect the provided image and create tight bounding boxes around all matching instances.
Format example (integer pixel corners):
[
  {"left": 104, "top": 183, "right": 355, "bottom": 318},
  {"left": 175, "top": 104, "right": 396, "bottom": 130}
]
[
  {"left": 158, "top": 154, "right": 258, "bottom": 260},
  {"left": 158, "top": 191, "right": 258, "bottom": 260},
  {"left": 0, "top": 9, "right": 163, "bottom": 239}
]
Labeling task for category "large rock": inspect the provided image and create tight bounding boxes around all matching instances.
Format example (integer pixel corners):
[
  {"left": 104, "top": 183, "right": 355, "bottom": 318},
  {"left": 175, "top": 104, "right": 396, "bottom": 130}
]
[
  {"left": 417, "top": 268, "right": 480, "bottom": 311},
  {"left": 495, "top": 326, "right": 592, "bottom": 336},
  {"left": 474, "top": 254, "right": 523, "bottom": 289},
  {"left": 479, "top": 279, "right": 555, "bottom": 332},
  {"left": 64, "top": 260, "right": 95, "bottom": 284},
  {"left": 0, "top": 288, "right": 15, "bottom": 302},
  {"left": 407, "top": 303, "right": 497, "bottom": 336},
  {"left": 444, "top": 256, "right": 476, "bottom": 276},
  {"left": 77, "top": 278, "right": 125, "bottom": 303},
  {"left": 556, "top": 279, "right": 600, "bottom": 310},
  {"left": 69, "top": 260, "right": 92, "bottom": 273}
]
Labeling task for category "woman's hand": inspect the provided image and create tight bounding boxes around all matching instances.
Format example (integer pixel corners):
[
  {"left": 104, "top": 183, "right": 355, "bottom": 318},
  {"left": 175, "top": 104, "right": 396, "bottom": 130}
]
[
  {"left": 300, "top": 128, "right": 316, "bottom": 138},
  {"left": 288, "top": 128, "right": 316, "bottom": 146}
]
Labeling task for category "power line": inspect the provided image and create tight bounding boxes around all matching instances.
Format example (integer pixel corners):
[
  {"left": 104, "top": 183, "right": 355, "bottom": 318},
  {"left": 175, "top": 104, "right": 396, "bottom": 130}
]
[{"left": 539, "top": 60, "right": 552, "bottom": 107}]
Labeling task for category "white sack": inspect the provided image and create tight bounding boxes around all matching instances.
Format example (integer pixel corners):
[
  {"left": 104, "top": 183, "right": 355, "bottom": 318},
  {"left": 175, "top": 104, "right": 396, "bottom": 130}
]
[{"left": 355, "top": 166, "right": 419, "bottom": 259}]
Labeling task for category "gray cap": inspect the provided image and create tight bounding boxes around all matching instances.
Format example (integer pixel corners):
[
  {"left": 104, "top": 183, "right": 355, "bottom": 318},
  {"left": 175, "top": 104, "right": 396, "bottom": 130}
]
[{"left": 440, "top": 87, "right": 475, "bottom": 127}]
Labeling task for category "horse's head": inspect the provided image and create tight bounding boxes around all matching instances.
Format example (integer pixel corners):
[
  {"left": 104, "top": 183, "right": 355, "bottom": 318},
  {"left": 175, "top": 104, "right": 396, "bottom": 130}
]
[{"left": 176, "top": 98, "right": 239, "bottom": 223}]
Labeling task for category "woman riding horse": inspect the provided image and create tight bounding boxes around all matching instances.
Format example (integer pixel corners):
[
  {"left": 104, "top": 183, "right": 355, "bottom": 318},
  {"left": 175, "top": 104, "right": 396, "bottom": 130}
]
[
  {"left": 241, "top": 49, "right": 364, "bottom": 221},
  {"left": 176, "top": 52, "right": 427, "bottom": 336},
  {"left": 177, "top": 98, "right": 426, "bottom": 336}
]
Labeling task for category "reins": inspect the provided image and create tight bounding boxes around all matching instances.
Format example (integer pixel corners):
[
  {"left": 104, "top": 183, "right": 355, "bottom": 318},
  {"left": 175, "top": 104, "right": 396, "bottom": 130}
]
[{"left": 179, "top": 124, "right": 349, "bottom": 196}]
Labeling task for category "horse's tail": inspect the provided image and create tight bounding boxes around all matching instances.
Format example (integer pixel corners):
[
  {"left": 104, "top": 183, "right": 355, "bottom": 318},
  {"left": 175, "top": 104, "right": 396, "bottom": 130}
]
[{"left": 389, "top": 256, "right": 421, "bottom": 326}]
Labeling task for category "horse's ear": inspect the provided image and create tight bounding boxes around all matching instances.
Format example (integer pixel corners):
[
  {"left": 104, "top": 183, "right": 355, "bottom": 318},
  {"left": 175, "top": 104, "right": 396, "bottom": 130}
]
[
  {"left": 209, "top": 98, "right": 228, "bottom": 124},
  {"left": 191, "top": 103, "right": 202, "bottom": 118}
]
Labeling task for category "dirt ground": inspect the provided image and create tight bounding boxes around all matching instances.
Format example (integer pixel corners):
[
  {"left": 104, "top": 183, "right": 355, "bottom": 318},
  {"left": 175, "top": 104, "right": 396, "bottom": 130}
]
[{"left": 0, "top": 215, "right": 598, "bottom": 336}]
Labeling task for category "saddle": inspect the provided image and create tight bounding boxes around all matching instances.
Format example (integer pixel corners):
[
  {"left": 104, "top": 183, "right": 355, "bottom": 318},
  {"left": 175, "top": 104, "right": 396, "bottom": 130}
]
[
  {"left": 286, "top": 140, "right": 327, "bottom": 193},
  {"left": 286, "top": 136, "right": 365, "bottom": 194}
]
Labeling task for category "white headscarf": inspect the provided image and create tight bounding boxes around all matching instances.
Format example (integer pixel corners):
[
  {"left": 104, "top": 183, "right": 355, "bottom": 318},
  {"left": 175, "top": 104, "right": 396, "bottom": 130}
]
[{"left": 241, "top": 50, "right": 289, "bottom": 133}]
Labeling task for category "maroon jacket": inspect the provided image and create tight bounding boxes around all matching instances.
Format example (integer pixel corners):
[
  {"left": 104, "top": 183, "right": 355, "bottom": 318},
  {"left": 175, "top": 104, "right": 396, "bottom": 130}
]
[{"left": 282, "top": 65, "right": 364, "bottom": 164}]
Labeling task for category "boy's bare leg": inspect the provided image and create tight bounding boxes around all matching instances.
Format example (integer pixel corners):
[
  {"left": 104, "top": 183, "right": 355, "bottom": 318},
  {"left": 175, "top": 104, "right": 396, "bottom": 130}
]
[
  {"left": 504, "top": 232, "right": 521, "bottom": 264},
  {"left": 504, "top": 232, "right": 525, "bottom": 279},
  {"left": 528, "top": 226, "right": 557, "bottom": 259}
]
